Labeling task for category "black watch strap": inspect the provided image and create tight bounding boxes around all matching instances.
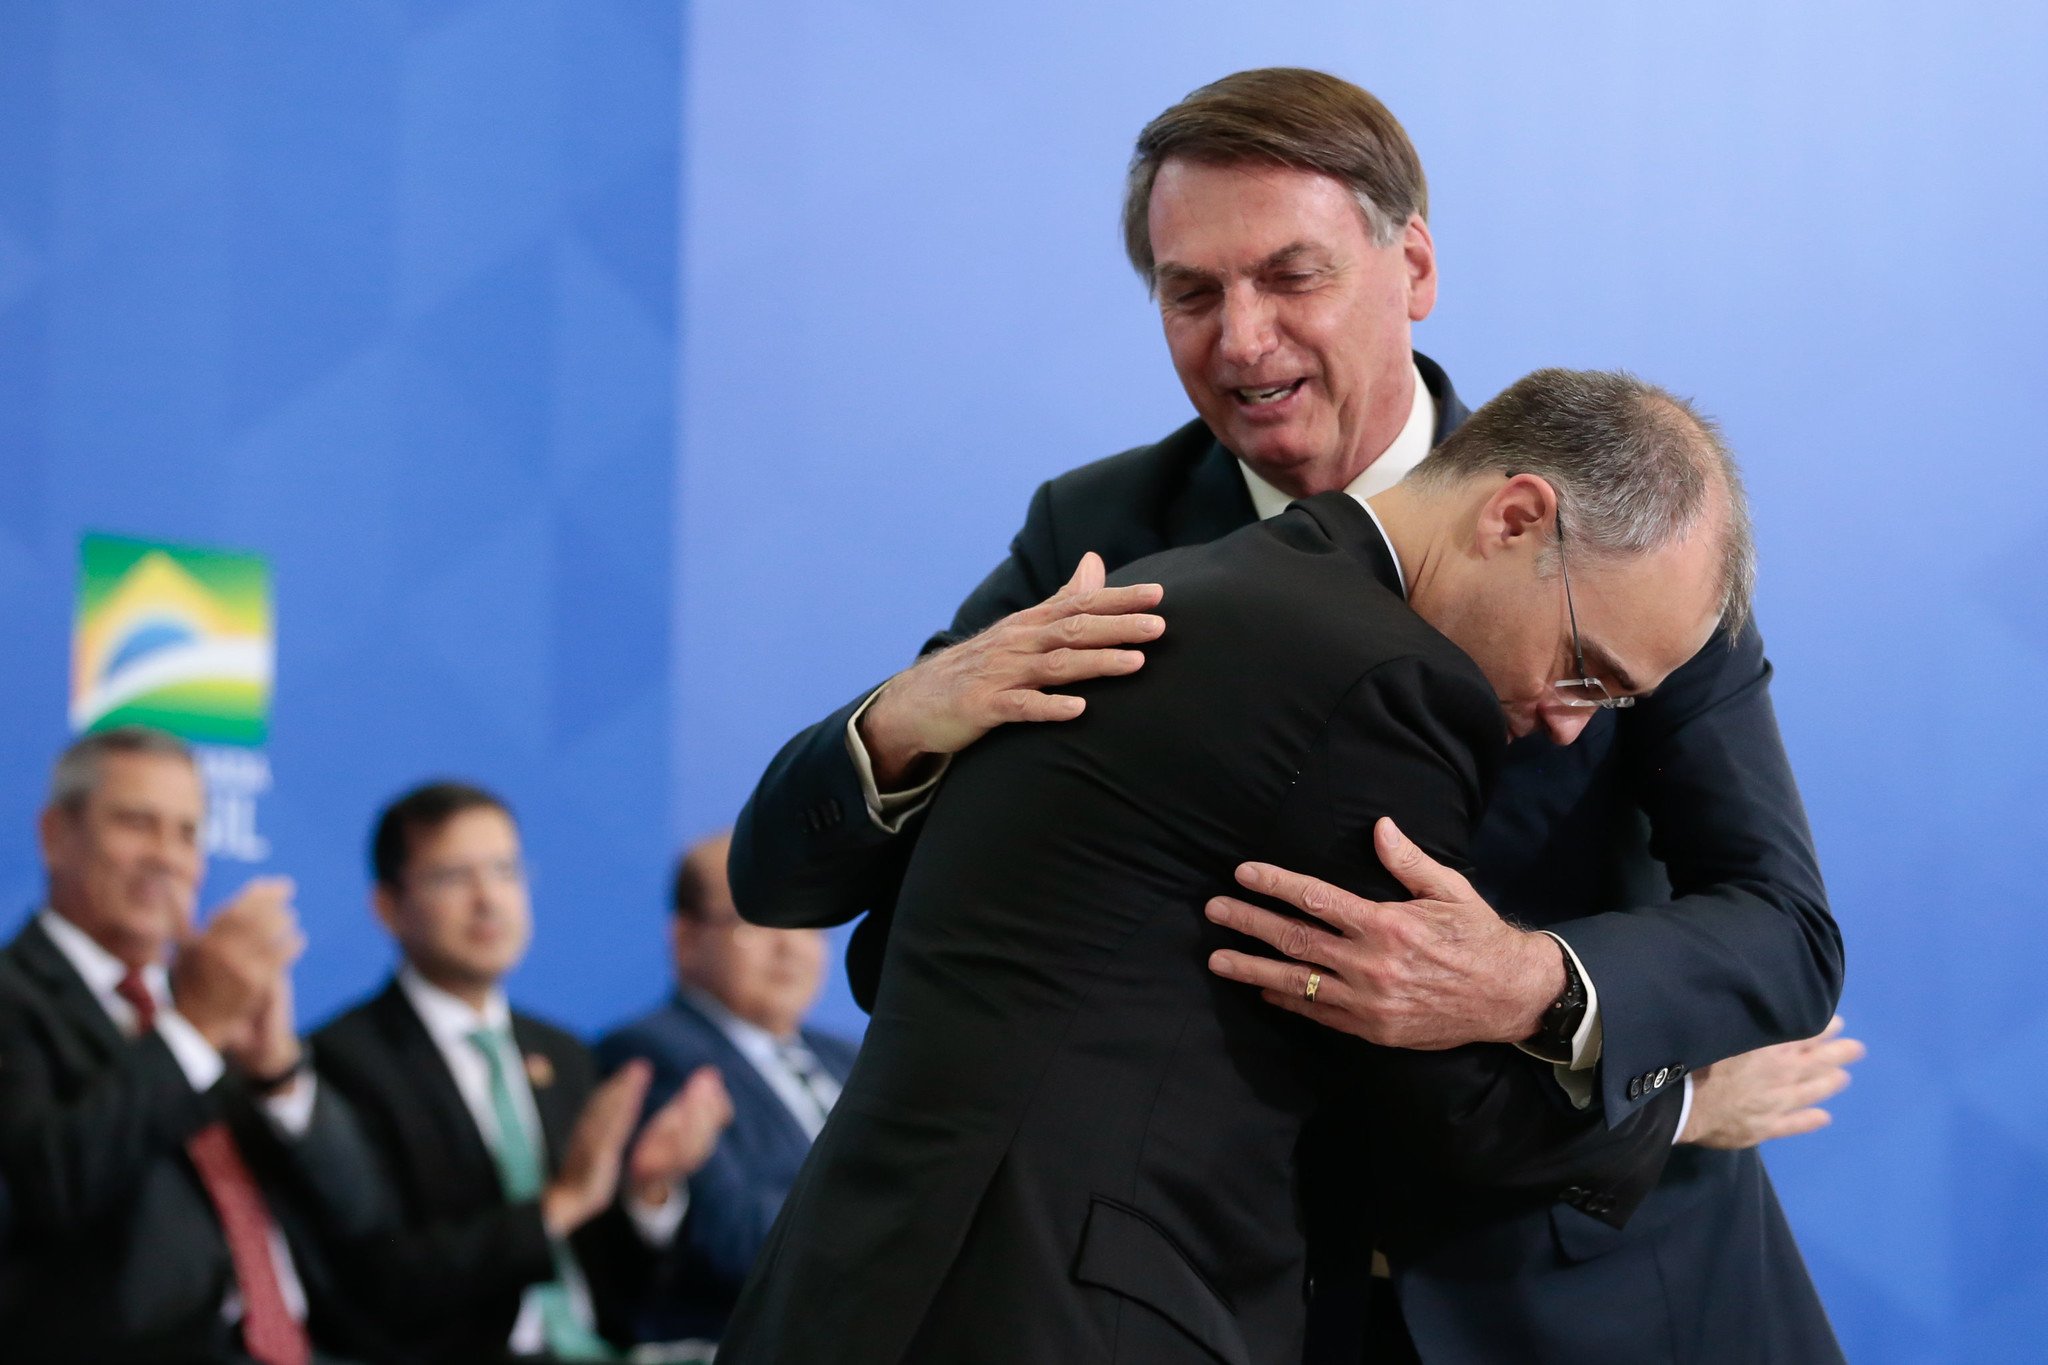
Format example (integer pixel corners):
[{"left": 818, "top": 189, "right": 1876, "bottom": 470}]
[{"left": 1523, "top": 939, "right": 1587, "bottom": 1064}]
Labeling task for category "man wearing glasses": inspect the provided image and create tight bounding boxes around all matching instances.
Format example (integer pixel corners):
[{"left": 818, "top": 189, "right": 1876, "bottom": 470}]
[
  {"left": 721, "top": 369, "right": 1792, "bottom": 1365},
  {"left": 732, "top": 69, "right": 1852, "bottom": 1362},
  {"left": 310, "top": 782, "right": 734, "bottom": 1363}
]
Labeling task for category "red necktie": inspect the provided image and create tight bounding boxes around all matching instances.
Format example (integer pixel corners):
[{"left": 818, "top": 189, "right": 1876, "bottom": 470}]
[{"left": 116, "top": 970, "right": 312, "bottom": 1365}]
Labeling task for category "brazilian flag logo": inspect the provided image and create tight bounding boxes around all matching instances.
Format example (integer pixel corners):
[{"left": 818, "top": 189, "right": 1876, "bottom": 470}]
[{"left": 70, "top": 534, "right": 274, "bottom": 747}]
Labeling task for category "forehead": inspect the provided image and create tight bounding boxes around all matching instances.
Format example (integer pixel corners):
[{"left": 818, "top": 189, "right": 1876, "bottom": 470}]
[
  {"left": 89, "top": 751, "right": 204, "bottom": 813},
  {"left": 1147, "top": 159, "right": 1373, "bottom": 269},
  {"left": 410, "top": 805, "right": 520, "bottom": 863},
  {"left": 1574, "top": 535, "right": 1725, "bottom": 683}
]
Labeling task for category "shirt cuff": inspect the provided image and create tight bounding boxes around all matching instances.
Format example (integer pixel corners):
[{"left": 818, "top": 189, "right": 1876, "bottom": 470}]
[
  {"left": 261, "top": 1072, "right": 319, "bottom": 1138},
  {"left": 1671, "top": 1074, "right": 1695, "bottom": 1146},
  {"left": 1515, "top": 932, "right": 1602, "bottom": 1107},
  {"left": 846, "top": 685, "right": 949, "bottom": 833},
  {"left": 155, "top": 1009, "right": 228, "bottom": 1093},
  {"left": 625, "top": 1184, "right": 689, "bottom": 1246}
]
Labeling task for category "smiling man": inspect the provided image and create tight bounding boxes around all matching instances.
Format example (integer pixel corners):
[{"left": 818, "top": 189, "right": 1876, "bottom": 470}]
[
  {"left": 731, "top": 68, "right": 1847, "bottom": 1363},
  {"left": 311, "top": 782, "right": 734, "bottom": 1364}
]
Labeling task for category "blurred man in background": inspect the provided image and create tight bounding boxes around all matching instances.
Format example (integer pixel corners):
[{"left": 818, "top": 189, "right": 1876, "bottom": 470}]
[
  {"left": 597, "top": 830, "right": 857, "bottom": 1343},
  {"left": 0, "top": 726, "right": 392, "bottom": 1365},
  {"left": 312, "top": 782, "right": 731, "bottom": 1364}
]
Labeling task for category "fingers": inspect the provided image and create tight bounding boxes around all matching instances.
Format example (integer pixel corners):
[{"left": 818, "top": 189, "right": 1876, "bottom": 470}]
[
  {"left": 1232, "top": 864, "right": 1369, "bottom": 928},
  {"left": 1763, "top": 1107, "right": 1833, "bottom": 1141},
  {"left": 1037, "top": 609, "right": 1166, "bottom": 653},
  {"left": 1060, "top": 551, "right": 1110, "bottom": 598},
  {"left": 1208, "top": 949, "right": 1328, "bottom": 1003},
  {"left": 1205, "top": 896, "right": 1347, "bottom": 963},
  {"left": 1034, "top": 578, "right": 1165, "bottom": 623},
  {"left": 1372, "top": 819, "right": 1475, "bottom": 902},
  {"left": 585, "top": 1060, "right": 652, "bottom": 1147}
]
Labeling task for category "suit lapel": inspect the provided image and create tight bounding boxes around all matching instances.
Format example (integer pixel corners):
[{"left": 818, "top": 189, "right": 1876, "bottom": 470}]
[
  {"left": 512, "top": 1015, "right": 578, "bottom": 1171},
  {"left": 667, "top": 995, "right": 814, "bottom": 1155},
  {"left": 1164, "top": 434, "right": 1259, "bottom": 550},
  {"left": 8, "top": 918, "right": 131, "bottom": 1068},
  {"left": 372, "top": 981, "right": 504, "bottom": 1197}
]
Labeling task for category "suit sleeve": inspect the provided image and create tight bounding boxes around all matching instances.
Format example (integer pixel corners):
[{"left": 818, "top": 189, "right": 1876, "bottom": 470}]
[
  {"left": 0, "top": 989, "right": 218, "bottom": 1239},
  {"left": 1267, "top": 657, "right": 1680, "bottom": 1228},
  {"left": 729, "top": 479, "right": 1066, "bottom": 940},
  {"left": 1543, "top": 620, "right": 1842, "bottom": 1123}
]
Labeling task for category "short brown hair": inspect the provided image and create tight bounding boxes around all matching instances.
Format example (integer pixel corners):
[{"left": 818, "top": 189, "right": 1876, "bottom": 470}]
[
  {"left": 1412, "top": 368, "right": 1757, "bottom": 639},
  {"left": 370, "top": 780, "right": 513, "bottom": 889},
  {"left": 1121, "top": 67, "right": 1428, "bottom": 284}
]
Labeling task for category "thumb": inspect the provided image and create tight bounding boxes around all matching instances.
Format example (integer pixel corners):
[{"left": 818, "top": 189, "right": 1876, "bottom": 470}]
[
  {"left": 1372, "top": 817, "right": 1470, "bottom": 901},
  {"left": 1063, "top": 551, "right": 1107, "bottom": 596}
]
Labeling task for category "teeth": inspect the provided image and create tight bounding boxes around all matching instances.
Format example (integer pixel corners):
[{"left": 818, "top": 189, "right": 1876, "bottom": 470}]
[{"left": 1239, "top": 383, "right": 1297, "bottom": 404}]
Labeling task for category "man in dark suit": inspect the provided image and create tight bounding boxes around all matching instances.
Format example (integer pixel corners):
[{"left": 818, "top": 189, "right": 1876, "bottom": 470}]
[
  {"left": 0, "top": 726, "right": 393, "bottom": 1365},
  {"left": 596, "top": 830, "right": 859, "bottom": 1341},
  {"left": 311, "top": 782, "right": 733, "bottom": 1364},
  {"left": 721, "top": 369, "right": 1751, "bottom": 1364},
  {"left": 731, "top": 68, "right": 1852, "bottom": 1362}
]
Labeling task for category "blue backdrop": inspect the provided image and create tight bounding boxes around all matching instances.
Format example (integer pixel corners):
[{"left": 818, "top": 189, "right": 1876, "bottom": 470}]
[{"left": 4, "top": 3, "right": 2045, "bottom": 1359}]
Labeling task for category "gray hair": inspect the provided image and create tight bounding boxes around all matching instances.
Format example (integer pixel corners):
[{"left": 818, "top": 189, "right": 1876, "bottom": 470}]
[
  {"left": 1121, "top": 67, "right": 1427, "bottom": 286},
  {"left": 48, "top": 726, "right": 197, "bottom": 814},
  {"left": 1409, "top": 368, "right": 1757, "bottom": 638}
]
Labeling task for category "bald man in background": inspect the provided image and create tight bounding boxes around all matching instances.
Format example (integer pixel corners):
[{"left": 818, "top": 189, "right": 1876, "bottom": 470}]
[{"left": 597, "top": 832, "right": 858, "bottom": 1343}]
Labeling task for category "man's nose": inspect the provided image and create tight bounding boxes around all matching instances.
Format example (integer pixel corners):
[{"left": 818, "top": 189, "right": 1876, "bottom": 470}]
[
  {"left": 1216, "top": 287, "right": 1278, "bottom": 368},
  {"left": 1542, "top": 706, "right": 1596, "bottom": 747}
]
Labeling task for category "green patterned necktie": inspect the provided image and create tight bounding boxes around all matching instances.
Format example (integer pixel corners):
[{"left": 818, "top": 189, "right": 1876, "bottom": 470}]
[{"left": 466, "top": 1026, "right": 617, "bottom": 1362}]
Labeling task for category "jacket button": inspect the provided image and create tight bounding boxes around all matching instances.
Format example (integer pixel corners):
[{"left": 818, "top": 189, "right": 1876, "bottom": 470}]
[
  {"left": 1654, "top": 1067, "right": 1670, "bottom": 1088},
  {"left": 1669, "top": 1063, "right": 1686, "bottom": 1079},
  {"left": 1627, "top": 1076, "right": 1642, "bottom": 1100},
  {"left": 1559, "top": 1186, "right": 1588, "bottom": 1203}
]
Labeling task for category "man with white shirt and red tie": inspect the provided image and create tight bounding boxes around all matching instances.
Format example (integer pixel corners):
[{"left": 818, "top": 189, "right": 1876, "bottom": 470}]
[
  {"left": 312, "top": 781, "right": 733, "bottom": 1364},
  {"left": 0, "top": 725, "right": 394, "bottom": 1365}
]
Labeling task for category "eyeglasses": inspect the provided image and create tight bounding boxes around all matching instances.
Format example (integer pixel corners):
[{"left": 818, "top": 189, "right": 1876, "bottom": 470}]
[
  {"left": 412, "top": 857, "right": 529, "bottom": 897},
  {"left": 1554, "top": 517, "right": 1635, "bottom": 711}
]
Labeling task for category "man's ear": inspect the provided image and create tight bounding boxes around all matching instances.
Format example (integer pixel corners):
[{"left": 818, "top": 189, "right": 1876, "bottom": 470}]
[
  {"left": 1474, "top": 473, "right": 1559, "bottom": 558},
  {"left": 1402, "top": 216, "right": 1437, "bottom": 323},
  {"left": 37, "top": 804, "right": 71, "bottom": 871},
  {"left": 370, "top": 883, "right": 402, "bottom": 936}
]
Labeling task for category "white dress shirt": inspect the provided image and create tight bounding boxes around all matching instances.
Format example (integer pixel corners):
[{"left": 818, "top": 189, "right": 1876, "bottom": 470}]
[
  {"left": 677, "top": 985, "right": 839, "bottom": 1140},
  {"left": 396, "top": 968, "right": 685, "bottom": 1356},
  {"left": 38, "top": 909, "right": 313, "bottom": 1325}
]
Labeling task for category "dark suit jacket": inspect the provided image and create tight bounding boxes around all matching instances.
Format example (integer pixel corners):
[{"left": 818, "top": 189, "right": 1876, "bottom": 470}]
[
  {"left": 729, "top": 354, "right": 1846, "bottom": 1362},
  {"left": 0, "top": 917, "right": 392, "bottom": 1365},
  {"left": 311, "top": 979, "right": 654, "bottom": 1365},
  {"left": 721, "top": 495, "right": 1685, "bottom": 1365},
  {"left": 595, "top": 993, "right": 858, "bottom": 1340}
]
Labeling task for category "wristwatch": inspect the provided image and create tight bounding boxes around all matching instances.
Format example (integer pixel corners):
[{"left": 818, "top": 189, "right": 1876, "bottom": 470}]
[{"left": 1523, "top": 941, "right": 1587, "bottom": 1063}]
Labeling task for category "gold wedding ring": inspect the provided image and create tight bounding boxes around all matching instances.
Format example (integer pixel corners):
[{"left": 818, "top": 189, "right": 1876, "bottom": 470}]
[{"left": 1303, "top": 971, "right": 1322, "bottom": 1004}]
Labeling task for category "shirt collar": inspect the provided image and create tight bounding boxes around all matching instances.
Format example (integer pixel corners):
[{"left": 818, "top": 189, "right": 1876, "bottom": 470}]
[
  {"left": 1237, "top": 361, "right": 1436, "bottom": 523},
  {"left": 38, "top": 908, "right": 169, "bottom": 1007},
  {"left": 678, "top": 982, "right": 793, "bottom": 1064},
  {"left": 399, "top": 963, "right": 512, "bottom": 1047}
]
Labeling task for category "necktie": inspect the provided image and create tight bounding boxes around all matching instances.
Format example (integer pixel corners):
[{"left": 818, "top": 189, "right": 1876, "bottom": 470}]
[
  {"left": 116, "top": 970, "right": 311, "bottom": 1365},
  {"left": 466, "top": 1027, "right": 616, "bottom": 1362},
  {"left": 776, "top": 1038, "right": 842, "bottom": 1132}
]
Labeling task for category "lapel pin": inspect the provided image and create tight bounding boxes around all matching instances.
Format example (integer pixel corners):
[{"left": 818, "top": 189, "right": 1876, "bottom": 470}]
[{"left": 525, "top": 1053, "right": 555, "bottom": 1089}]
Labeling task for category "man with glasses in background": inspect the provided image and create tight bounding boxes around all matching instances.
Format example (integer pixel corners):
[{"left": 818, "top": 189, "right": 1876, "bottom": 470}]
[{"left": 311, "top": 782, "right": 734, "bottom": 1363}]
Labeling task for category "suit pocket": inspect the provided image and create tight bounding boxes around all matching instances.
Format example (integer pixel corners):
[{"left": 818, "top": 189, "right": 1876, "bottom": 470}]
[{"left": 1072, "top": 1196, "right": 1252, "bottom": 1365}]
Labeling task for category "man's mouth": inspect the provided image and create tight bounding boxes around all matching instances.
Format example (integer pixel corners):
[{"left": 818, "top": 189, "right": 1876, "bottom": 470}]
[{"left": 1232, "top": 379, "right": 1305, "bottom": 407}]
